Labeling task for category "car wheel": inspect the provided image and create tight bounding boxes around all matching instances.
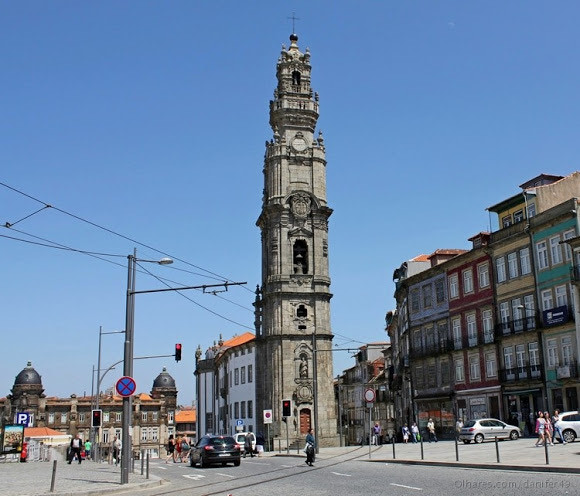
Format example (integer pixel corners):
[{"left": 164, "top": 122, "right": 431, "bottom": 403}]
[
  {"left": 200, "top": 456, "right": 208, "bottom": 468},
  {"left": 509, "top": 430, "right": 519, "bottom": 440},
  {"left": 189, "top": 456, "right": 196, "bottom": 468},
  {"left": 474, "top": 434, "right": 484, "bottom": 444},
  {"left": 234, "top": 460, "right": 241, "bottom": 466},
  {"left": 462, "top": 440, "right": 471, "bottom": 444},
  {"left": 562, "top": 430, "right": 576, "bottom": 443}
]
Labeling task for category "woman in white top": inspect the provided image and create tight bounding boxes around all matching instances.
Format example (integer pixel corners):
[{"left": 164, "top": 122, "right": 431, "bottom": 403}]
[{"left": 534, "top": 412, "right": 546, "bottom": 447}]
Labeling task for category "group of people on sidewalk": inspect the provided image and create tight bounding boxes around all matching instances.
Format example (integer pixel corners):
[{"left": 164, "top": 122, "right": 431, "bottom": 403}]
[
  {"left": 66, "top": 434, "right": 94, "bottom": 464},
  {"left": 165, "top": 434, "right": 192, "bottom": 463},
  {"left": 535, "top": 410, "right": 565, "bottom": 447}
]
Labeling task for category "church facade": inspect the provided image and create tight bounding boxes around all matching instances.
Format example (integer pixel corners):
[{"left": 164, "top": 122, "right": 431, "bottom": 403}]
[{"left": 254, "top": 33, "right": 338, "bottom": 446}]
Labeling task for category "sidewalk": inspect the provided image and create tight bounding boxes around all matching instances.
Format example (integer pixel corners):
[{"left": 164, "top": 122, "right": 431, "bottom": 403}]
[
  {"left": 275, "top": 438, "right": 580, "bottom": 473},
  {"left": 0, "top": 457, "right": 163, "bottom": 496}
]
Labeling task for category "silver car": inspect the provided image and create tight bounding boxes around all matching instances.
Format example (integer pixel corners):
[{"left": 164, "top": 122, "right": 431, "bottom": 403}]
[
  {"left": 459, "top": 418, "right": 521, "bottom": 444},
  {"left": 554, "top": 411, "right": 580, "bottom": 443}
]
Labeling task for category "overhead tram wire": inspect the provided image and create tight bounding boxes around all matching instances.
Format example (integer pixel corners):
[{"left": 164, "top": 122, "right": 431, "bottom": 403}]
[
  {"left": 1, "top": 227, "right": 254, "bottom": 330},
  {"left": 137, "top": 261, "right": 254, "bottom": 331},
  {"left": 1, "top": 180, "right": 254, "bottom": 292}
]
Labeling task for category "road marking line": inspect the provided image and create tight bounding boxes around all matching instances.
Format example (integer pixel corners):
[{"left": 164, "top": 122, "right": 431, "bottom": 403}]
[
  {"left": 156, "top": 466, "right": 168, "bottom": 470},
  {"left": 331, "top": 472, "right": 352, "bottom": 477},
  {"left": 390, "top": 483, "right": 422, "bottom": 491},
  {"left": 216, "top": 473, "right": 235, "bottom": 478},
  {"left": 281, "top": 464, "right": 294, "bottom": 467},
  {"left": 183, "top": 474, "right": 206, "bottom": 481}
]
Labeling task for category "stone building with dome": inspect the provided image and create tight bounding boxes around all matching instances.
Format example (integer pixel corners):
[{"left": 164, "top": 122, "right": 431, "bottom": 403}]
[{"left": 1, "top": 363, "right": 179, "bottom": 458}]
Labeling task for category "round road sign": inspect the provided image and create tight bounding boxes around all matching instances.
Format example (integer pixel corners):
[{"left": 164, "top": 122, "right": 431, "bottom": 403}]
[
  {"left": 364, "top": 388, "right": 376, "bottom": 403},
  {"left": 116, "top": 376, "right": 137, "bottom": 397}
]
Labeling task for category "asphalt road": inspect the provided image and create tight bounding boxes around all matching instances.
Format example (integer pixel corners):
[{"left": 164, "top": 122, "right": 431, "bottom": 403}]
[{"left": 139, "top": 450, "right": 580, "bottom": 496}]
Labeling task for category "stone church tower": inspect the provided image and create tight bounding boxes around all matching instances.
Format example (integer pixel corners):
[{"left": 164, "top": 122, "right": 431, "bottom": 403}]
[{"left": 255, "top": 33, "right": 338, "bottom": 447}]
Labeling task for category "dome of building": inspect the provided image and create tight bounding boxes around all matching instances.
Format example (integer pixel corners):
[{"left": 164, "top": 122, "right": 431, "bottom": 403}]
[
  {"left": 14, "top": 361, "right": 42, "bottom": 386},
  {"left": 152, "top": 367, "right": 175, "bottom": 389}
]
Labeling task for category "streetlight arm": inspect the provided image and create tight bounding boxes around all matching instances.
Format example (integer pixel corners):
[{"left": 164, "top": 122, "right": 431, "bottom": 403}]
[{"left": 131, "top": 281, "right": 247, "bottom": 295}]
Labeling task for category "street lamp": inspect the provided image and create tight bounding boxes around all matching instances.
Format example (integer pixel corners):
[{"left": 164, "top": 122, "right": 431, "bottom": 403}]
[{"left": 121, "top": 249, "right": 172, "bottom": 485}]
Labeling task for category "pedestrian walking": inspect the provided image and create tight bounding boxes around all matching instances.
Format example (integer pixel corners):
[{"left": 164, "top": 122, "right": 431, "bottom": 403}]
[
  {"left": 304, "top": 428, "right": 315, "bottom": 466},
  {"left": 112, "top": 435, "right": 121, "bottom": 465},
  {"left": 244, "top": 431, "right": 255, "bottom": 458},
  {"left": 534, "top": 412, "right": 546, "bottom": 447},
  {"left": 552, "top": 410, "right": 566, "bottom": 444},
  {"left": 543, "top": 411, "right": 554, "bottom": 446},
  {"left": 180, "top": 437, "right": 191, "bottom": 462},
  {"left": 68, "top": 434, "right": 83, "bottom": 464},
  {"left": 411, "top": 422, "right": 419, "bottom": 443},
  {"left": 165, "top": 434, "right": 176, "bottom": 463},
  {"left": 372, "top": 423, "right": 381, "bottom": 445},
  {"left": 427, "top": 418, "right": 437, "bottom": 443},
  {"left": 402, "top": 424, "right": 410, "bottom": 444},
  {"left": 84, "top": 439, "right": 92, "bottom": 460},
  {"left": 255, "top": 432, "right": 265, "bottom": 456}
]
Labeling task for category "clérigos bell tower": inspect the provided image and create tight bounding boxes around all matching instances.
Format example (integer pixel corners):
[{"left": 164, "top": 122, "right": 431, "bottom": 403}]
[{"left": 255, "top": 33, "right": 338, "bottom": 447}]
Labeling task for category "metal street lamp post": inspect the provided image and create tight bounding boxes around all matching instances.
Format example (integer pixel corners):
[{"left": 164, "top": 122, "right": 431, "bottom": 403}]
[{"left": 121, "top": 249, "right": 172, "bottom": 484}]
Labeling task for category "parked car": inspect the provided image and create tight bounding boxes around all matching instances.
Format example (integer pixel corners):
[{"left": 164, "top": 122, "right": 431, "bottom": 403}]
[
  {"left": 554, "top": 411, "right": 580, "bottom": 443},
  {"left": 234, "top": 432, "right": 256, "bottom": 456},
  {"left": 189, "top": 435, "right": 241, "bottom": 468},
  {"left": 459, "top": 418, "right": 521, "bottom": 444}
]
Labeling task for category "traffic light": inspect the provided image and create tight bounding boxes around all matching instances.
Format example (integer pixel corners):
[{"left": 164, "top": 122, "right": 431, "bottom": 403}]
[
  {"left": 91, "top": 409, "right": 102, "bottom": 428},
  {"left": 282, "top": 399, "right": 292, "bottom": 418},
  {"left": 175, "top": 343, "right": 182, "bottom": 362}
]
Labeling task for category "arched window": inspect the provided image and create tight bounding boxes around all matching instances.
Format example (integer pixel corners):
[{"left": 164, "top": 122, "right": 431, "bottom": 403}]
[
  {"left": 293, "top": 240, "right": 308, "bottom": 274},
  {"left": 297, "top": 305, "right": 308, "bottom": 318},
  {"left": 292, "top": 71, "right": 301, "bottom": 85}
]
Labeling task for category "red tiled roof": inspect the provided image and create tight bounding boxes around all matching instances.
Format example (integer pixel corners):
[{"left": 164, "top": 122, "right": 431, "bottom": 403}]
[
  {"left": 223, "top": 332, "right": 255, "bottom": 347},
  {"left": 176, "top": 410, "right": 196, "bottom": 422},
  {"left": 25, "top": 427, "right": 69, "bottom": 438}
]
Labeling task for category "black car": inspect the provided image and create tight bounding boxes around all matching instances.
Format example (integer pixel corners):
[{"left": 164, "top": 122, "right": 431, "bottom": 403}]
[{"left": 189, "top": 435, "right": 241, "bottom": 468}]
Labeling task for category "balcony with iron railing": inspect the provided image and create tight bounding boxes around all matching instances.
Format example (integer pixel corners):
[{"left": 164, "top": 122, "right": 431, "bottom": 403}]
[
  {"left": 499, "top": 364, "right": 543, "bottom": 382},
  {"left": 411, "top": 339, "right": 454, "bottom": 358},
  {"left": 495, "top": 315, "right": 537, "bottom": 337},
  {"left": 548, "top": 361, "right": 578, "bottom": 380}
]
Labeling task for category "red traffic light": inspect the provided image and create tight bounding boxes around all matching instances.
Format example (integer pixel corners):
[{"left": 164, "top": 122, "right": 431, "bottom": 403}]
[
  {"left": 282, "top": 399, "right": 291, "bottom": 417},
  {"left": 175, "top": 343, "right": 182, "bottom": 362},
  {"left": 91, "top": 409, "right": 102, "bottom": 428}
]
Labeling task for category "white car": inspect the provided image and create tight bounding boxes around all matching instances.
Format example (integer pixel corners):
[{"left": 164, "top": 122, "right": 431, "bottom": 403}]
[
  {"left": 459, "top": 418, "right": 521, "bottom": 444},
  {"left": 554, "top": 411, "right": 580, "bottom": 443},
  {"left": 234, "top": 432, "right": 256, "bottom": 455}
]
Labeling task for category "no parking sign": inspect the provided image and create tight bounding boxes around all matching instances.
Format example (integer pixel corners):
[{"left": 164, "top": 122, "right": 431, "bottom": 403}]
[{"left": 263, "top": 409, "right": 273, "bottom": 424}]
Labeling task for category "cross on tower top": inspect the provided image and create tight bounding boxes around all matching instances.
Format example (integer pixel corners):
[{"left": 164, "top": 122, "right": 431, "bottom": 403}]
[{"left": 287, "top": 12, "right": 300, "bottom": 33}]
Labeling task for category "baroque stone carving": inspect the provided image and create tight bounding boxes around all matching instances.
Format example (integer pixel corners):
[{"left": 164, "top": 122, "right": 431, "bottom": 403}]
[{"left": 291, "top": 193, "right": 311, "bottom": 219}]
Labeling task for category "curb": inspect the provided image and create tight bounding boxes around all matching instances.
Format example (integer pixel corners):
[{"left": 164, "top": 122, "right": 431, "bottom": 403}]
[
  {"left": 49, "top": 476, "right": 166, "bottom": 496},
  {"left": 365, "top": 458, "right": 580, "bottom": 474}
]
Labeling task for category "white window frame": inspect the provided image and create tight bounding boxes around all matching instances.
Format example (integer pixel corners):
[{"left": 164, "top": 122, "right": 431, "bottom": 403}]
[
  {"left": 496, "top": 257, "right": 507, "bottom": 283},
  {"left": 563, "top": 229, "right": 575, "bottom": 261},
  {"left": 536, "top": 241, "right": 549, "bottom": 270},
  {"left": 520, "top": 247, "right": 531, "bottom": 275},
  {"left": 455, "top": 359, "right": 465, "bottom": 382},
  {"left": 555, "top": 285, "right": 567, "bottom": 307},
  {"left": 482, "top": 309, "right": 493, "bottom": 343},
  {"left": 48, "top": 413, "right": 54, "bottom": 424},
  {"left": 452, "top": 318, "right": 462, "bottom": 349},
  {"left": 467, "top": 313, "right": 477, "bottom": 346},
  {"left": 547, "top": 338, "right": 559, "bottom": 368},
  {"left": 507, "top": 252, "right": 518, "bottom": 279},
  {"left": 515, "top": 344, "right": 526, "bottom": 372},
  {"left": 485, "top": 353, "right": 497, "bottom": 378},
  {"left": 550, "top": 235, "right": 563, "bottom": 265},
  {"left": 115, "top": 412, "right": 122, "bottom": 422},
  {"left": 141, "top": 411, "right": 147, "bottom": 422},
  {"left": 541, "top": 289, "right": 553, "bottom": 311},
  {"left": 449, "top": 274, "right": 459, "bottom": 299},
  {"left": 478, "top": 263, "right": 490, "bottom": 289},
  {"left": 462, "top": 269, "right": 474, "bottom": 294},
  {"left": 61, "top": 413, "right": 67, "bottom": 423},
  {"left": 469, "top": 355, "right": 480, "bottom": 381},
  {"left": 503, "top": 346, "right": 514, "bottom": 371},
  {"left": 561, "top": 336, "right": 573, "bottom": 366}
]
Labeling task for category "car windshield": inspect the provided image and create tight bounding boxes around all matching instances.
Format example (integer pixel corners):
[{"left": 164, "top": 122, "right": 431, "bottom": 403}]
[
  {"left": 210, "top": 437, "right": 235, "bottom": 446},
  {"left": 463, "top": 421, "right": 476, "bottom": 428}
]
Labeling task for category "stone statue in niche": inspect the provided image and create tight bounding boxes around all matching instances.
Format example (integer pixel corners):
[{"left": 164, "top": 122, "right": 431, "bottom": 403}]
[{"left": 299, "top": 355, "right": 308, "bottom": 378}]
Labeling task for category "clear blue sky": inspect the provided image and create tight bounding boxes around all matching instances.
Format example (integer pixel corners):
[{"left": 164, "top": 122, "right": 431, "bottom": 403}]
[{"left": 2, "top": 1, "right": 579, "bottom": 406}]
